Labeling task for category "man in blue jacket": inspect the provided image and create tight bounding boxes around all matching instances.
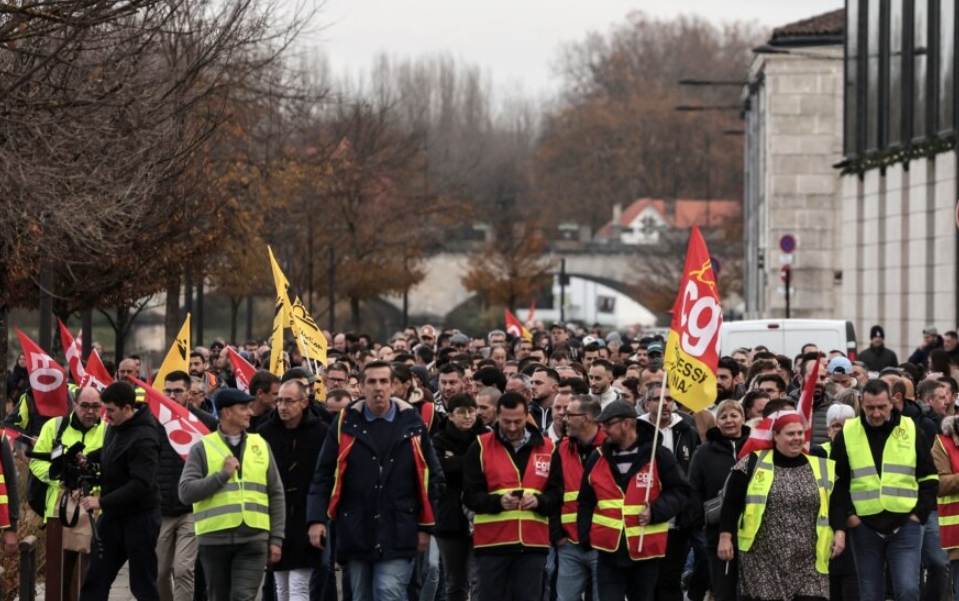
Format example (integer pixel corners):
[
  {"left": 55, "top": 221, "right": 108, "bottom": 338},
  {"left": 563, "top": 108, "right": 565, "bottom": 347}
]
[{"left": 306, "top": 360, "right": 442, "bottom": 601}]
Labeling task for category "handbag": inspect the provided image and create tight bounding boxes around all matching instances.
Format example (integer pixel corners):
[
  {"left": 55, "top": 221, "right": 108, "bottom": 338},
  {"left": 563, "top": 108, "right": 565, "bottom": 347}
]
[{"left": 704, "top": 473, "right": 732, "bottom": 526}]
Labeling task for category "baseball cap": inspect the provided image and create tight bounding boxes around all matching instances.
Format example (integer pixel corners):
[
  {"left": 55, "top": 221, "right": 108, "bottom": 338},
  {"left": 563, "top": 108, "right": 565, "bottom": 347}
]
[
  {"left": 450, "top": 333, "right": 469, "bottom": 346},
  {"left": 213, "top": 388, "right": 255, "bottom": 411},
  {"left": 596, "top": 400, "right": 637, "bottom": 424},
  {"left": 647, "top": 342, "right": 665, "bottom": 355},
  {"left": 827, "top": 357, "right": 853, "bottom": 375}
]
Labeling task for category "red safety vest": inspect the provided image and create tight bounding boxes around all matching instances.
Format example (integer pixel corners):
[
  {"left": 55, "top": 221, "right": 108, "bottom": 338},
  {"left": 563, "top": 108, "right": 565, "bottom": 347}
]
[
  {"left": 936, "top": 434, "right": 959, "bottom": 549},
  {"left": 587, "top": 448, "right": 668, "bottom": 561},
  {"left": 558, "top": 431, "right": 607, "bottom": 543},
  {"left": 473, "top": 431, "right": 555, "bottom": 549},
  {"left": 327, "top": 406, "right": 434, "bottom": 527},
  {"left": 419, "top": 402, "right": 435, "bottom": 431}
]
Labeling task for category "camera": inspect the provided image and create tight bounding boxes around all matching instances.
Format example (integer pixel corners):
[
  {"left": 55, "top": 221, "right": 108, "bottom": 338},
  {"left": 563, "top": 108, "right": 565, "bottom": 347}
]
[{"left": 29, "top": 441, "right": 100, "bottom": 495}]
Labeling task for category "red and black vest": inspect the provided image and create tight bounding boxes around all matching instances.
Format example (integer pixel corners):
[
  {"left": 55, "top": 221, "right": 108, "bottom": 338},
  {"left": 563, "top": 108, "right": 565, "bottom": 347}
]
[
  {"left": 558, "top": 431, "right": 607, "bottom": 543},
  {"left": 473, "top": 431, "right": 555, "bottom": 549},
  {"left": 587, "top": 449, "right": 668, "bottom": 561}
]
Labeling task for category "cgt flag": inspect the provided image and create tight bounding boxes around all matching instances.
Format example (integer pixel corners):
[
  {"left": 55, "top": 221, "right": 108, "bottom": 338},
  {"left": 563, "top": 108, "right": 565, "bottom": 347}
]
[
  {"left": 15, "top": 328, "right": 69, "bottom": 417},
  {"left": 81, "top": 350, "right": 115, "bottom": 392},
  {"left": 57, "top": 319, "right": 86, "bottom": 385},
  {"left": 132, "top": 377, "right": 209, "bottom": 460},
  {"left": 663, "top": 226, "right": 723, "bottom": 413},
  {"left": 505, "top": 309, "right": 532, "bottom": 342},
  {"left": 154, "top": 314, "right": 191, "bottom": 392},
  {"left": 268, "top": 246, "right": 328, "bottom": 368},
  {"left": 226, "top": 346, "right": 256, "bottom": 393}
]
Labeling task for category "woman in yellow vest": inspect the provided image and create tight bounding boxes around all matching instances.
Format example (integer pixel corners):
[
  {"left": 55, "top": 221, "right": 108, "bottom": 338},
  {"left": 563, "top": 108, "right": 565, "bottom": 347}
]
[{"left": 717, "top": 411, "right": 845, "bottom": 601}]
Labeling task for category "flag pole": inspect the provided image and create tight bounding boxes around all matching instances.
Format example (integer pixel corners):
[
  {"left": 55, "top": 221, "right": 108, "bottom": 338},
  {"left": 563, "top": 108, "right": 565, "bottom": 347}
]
[
  {"left": 299, "top": 333, "right": 318, "bottom": 375},
  {"left": 638, "top": 367, "right": 668, "bottom": 552}
]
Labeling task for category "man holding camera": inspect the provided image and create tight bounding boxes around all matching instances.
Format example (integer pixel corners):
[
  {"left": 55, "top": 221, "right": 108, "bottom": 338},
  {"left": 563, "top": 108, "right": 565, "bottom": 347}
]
[{"left": 78, "top": 381, "right": 162, "bottom": 601}]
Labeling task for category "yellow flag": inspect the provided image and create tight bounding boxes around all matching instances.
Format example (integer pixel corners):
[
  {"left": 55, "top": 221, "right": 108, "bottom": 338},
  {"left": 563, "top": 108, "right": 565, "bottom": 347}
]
[
  {"left": 268, "top": 247, "right": 328, "bottom": 367},
  {"left": 154, "top": 313, "right": 191, "bottom": 392},
  {"left": 269, "top": 296, "right": 287, "bottom": 376}
]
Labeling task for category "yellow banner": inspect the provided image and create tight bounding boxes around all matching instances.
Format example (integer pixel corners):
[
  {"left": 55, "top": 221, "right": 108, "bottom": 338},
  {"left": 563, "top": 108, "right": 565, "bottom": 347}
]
[
  {"left": 268, "top": 247, "right": 328, "bottom": 368},
  {"left": 154, "top": 314, "right": 191, "bottom": 392},
  {"left": 664, "top": 330, "right": 717, "bottom": 413},
  {"left": 269, "top": 297, "right": 287, "bottom": 376}
]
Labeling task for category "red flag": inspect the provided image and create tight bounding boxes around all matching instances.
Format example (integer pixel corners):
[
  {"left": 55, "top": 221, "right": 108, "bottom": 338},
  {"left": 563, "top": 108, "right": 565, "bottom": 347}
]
[
  {"left": 81, "top": 351, "right": 115, "bottom": 392},
  {"left": 505, "top": 309, "right": 532, "bottom": 341},
  {"left": 226, "top": 347, "right": 256, "bottom": 393},
  {"left": 1, "top": 429, "right": 19, "bottom": 450},
  {"left": 15, "top": 328, "right": 69, "bottom": 417},
  {"left": 57, "top": 319, "right": 86, "bottom": 385},
  {"left": 738, "top": 410, "right": 804, "bottom": 458},
  {"left": 797, "top": 354, "right": 821, "bottom": 452},
  {"left": 528, "top": 300, "right": 536, "bottom": 325},
  {"left": 663, "top": 227, "right": 723, "bottom": 413},
  {"left": 131, "top": 377, "right": 210, "bottom": 460}
]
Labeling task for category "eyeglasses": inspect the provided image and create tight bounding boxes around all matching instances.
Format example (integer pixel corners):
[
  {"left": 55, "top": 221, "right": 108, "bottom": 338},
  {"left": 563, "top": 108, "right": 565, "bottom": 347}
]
[
  {"left": 163, "top": 388, "right": 187, "bottom": 396},
  {"left": 327, "top": 376, "right": 348, "bottom": 385},
  {"left": 602, "top": 418, "right": 626, "bottom": 428},
  {"left": 78, "top": 403, "right": 102, "bottom": 412}
]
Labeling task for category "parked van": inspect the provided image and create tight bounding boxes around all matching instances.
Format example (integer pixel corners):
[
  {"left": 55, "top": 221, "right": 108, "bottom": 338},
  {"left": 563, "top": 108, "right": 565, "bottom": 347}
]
[{"left": 720, "top": 319, "right": 858, "bottom": 361}]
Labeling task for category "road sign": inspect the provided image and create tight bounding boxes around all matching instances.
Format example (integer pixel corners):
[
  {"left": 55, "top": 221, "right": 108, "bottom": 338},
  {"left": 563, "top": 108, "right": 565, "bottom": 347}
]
[
  {"left": 779, "top": 265, "right": 792, "bottom": 283},
  {"left": 779, "top": 234, "right": 797, "bottom": 254},
  {"left": 779, "top": 254, "right": 794, "bottom": 265}
]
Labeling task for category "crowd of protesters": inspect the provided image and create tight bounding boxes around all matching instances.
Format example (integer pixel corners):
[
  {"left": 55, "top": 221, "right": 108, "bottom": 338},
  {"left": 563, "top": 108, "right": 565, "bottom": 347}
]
[{"left": 8, "top": 319, "right": 959, "bottom": 601}]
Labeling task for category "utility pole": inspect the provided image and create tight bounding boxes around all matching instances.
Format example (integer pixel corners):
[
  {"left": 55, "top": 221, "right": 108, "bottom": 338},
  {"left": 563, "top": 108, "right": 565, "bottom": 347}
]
[
  {"left": 559, "top": 258, "right": 567, "bottom": 323},
  {"left": 328, "top": 246, "right": 336, "bottom": 332}
]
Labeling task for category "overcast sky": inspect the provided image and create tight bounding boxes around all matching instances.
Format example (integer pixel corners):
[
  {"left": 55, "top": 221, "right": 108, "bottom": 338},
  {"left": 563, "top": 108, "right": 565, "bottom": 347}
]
[{"left": 313, "top": 0, "right": 844, "bottom": 97}]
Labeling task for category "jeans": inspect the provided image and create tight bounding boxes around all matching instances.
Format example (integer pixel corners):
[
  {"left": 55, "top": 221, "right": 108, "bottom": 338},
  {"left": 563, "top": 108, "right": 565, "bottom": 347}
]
[
  {"left": 476, "top": 553, "right": 547, "bottom": 601},
  {"left": 417, "top": 536, "right": 442, "bottom": 601},
  {"left": 920, "top": 511, "right": 949, "bottom": 601},
  {"left": 79, "top": 510, "right": 162, "bottom": 601},
  {"left": 199, "top": 542, "right": 269, "bottom": 601},
  {"left": 850, "top": 519, "right": 923, "bottom": 601},
  {"left": 274, "top": 570, "right": 312, "bottom": 601},
  {"left": 157, "top": 514, "right": 198, "bottom": 601},
  {"left": 556, "top": 542, "right": 599, "bottom": 601},
  {"left": 347, "top": 559, "right": 415, "bottom": 601},
  {"left": 435, "top": 537, "right": 472, "bottom": 601},
  {"left": 687, "top": 529, "right": 710, "bottom": 601},
  {"left": 596, "top": 553, "right": 659, "bottom": 601}
]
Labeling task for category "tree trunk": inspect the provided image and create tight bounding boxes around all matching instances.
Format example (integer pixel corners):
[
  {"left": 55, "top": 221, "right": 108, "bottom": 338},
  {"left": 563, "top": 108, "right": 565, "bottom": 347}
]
[
  {"left": 350, "top": 297, "right": 361, "bottom": 331},
  {"left": 230, "top": 297, "right": 241, "bottom": 344},
  {"left": 165, "top": 278, "right": 180, "bottom": 347},
  {"left": 114, "top": 306, "right": 130, "bottom": 363},
  {"left": 246, "top": 296, "right": 254, "bottom": 341},
  {"left": 183, "top": 271, "right": 194, "bottom": 322},
  {"left": 196, "top": 279, "right": 204, "bottom": 346}
]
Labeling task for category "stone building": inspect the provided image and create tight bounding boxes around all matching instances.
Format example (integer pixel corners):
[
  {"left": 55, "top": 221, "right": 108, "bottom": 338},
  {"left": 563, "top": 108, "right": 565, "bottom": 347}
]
[
  {"left": 742, "top": 10, "right": 845, "bottom": 319},
  {"left": 839, "top": 0, "right": 957, "bottom": 360}
]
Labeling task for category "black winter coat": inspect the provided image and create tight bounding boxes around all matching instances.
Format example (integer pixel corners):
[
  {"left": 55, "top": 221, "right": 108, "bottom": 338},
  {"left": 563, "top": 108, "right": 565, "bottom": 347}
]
[
  {"left": 858, "top": 344, "right": 899, "bottom": 372},
  {"left": 157, "top": 406, "right": 217, "bottom": 517},
  {"left": 259, "top": 407, "right": 327, "bottom": 571},
  {"left": 431, "top": 419, "right": 489, "bottom": 538},
  {"left": 686, "top": 426, "right": 750, "bottom": 542},
  {"left": 576, "top": 419, "right": 690, "bottom": 565},
  {"left": 306, "top": 398, "right": 443, "bottom": 563},
  {"left": 90, "top": 404, "right": 161, "bottom": 518}
]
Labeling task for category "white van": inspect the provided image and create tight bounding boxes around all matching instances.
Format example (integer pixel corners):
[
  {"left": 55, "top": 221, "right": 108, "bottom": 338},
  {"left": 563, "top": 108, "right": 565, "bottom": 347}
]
[{"left": 720, "top": 319, "right": 858, "bottom": 360}]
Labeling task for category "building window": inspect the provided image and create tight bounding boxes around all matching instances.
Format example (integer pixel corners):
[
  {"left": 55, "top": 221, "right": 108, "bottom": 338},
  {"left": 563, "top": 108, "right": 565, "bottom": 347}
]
[
  {"left": 867, "top": 0, "right": 882, "bottom": 151},
  {"left": 846, "top": 0, "right": 861, "bottom": 156},
  {"left": 889, "top": 0, "right": 904, "bottom": 145},
  {"left": 914, "top": 0, "right": 929, "bottom": 140},
  {"left": 939, "top": 0, "right": 955, "bottom": 133}
]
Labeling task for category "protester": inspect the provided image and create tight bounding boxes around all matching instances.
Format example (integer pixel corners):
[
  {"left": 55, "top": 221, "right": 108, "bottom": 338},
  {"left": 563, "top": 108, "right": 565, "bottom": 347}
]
[
  {"left": 462, "top": 392, "right": 561, "bottom": 601},
  {"left": 179, "top": 388, "right": 286, "bottom": 601},
  {"left": 431, "top": 392, "right": 489, "bottom": 601},
  {"left": 687, "top": 399, "right": 749, "bottom": 601},
  {"left": 307, "top": 360, "right": 441, "bottom": 601},
  {"left": 823, "top": 404, "right": 859, "bottom": 601},
  {"left": 933, "top": 415, "right": 959, "bottom": 600},
  {"left": 858, "top": 326, "right": 899, "bottom": 372},
  {"left": 577, "top": 400, "right": 690, "bottom": 601},
  {"left": 717, "top": 410, "right": 844, "bottom": 601},
  {"left": 830, "top": 379, "right": 939, "bottom": 601}
]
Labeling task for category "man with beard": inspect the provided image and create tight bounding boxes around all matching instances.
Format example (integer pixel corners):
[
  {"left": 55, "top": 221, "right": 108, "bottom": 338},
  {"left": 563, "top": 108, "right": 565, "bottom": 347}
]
[
  {"left": 715, "top": 358, "right": 744, "bottom": 403},
  {"left": 789, "top": 353, "right": 833, "bottom": 446},
  {"left": 437, "top": 364, "right": 467, "bottom": 413},
  {"left": 545, "top": 391, "right": 571, "bottom": 442},
  {"left": 588, "top": 360, "right": 621, "bottom": 409},
  {"left": 858, "top": 325, "right": 899, "bottom": 372}
]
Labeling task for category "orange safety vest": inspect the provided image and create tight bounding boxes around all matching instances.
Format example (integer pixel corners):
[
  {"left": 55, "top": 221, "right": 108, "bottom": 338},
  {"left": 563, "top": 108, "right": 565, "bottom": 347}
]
[
  {"left": 473, "top": 431, "right": 555, "bottom": 549},
  {"left": 327, "top": 408, "right": 435, "bottom": 527},
  {"left": 587, "top": 449, "right": 669, "bottom": 561},
  {"left": 936, "top": 434, "right": 959, "bottom": 549},
  {"left": 558, "top": 431, "right": 607, "bottom": 543}
]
